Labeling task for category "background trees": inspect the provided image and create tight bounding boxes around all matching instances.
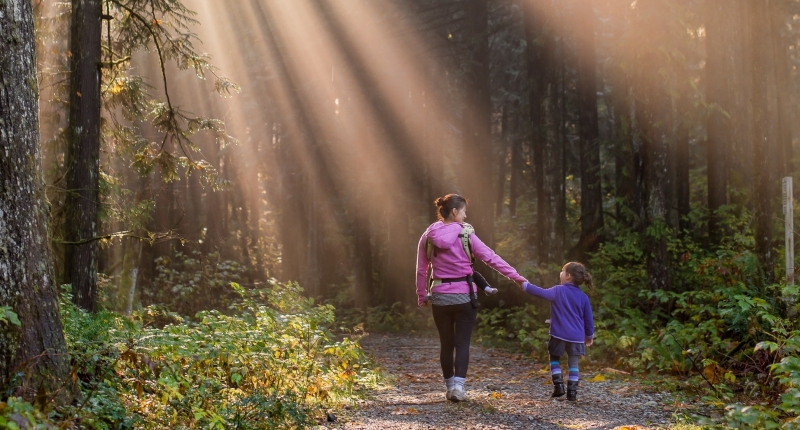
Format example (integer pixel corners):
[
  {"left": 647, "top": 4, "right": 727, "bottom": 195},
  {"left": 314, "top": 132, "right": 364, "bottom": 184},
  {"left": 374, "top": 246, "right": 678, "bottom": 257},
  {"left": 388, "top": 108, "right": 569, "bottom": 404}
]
[{"left": 26, "top": 0, "right": 800, "bottom": 314}]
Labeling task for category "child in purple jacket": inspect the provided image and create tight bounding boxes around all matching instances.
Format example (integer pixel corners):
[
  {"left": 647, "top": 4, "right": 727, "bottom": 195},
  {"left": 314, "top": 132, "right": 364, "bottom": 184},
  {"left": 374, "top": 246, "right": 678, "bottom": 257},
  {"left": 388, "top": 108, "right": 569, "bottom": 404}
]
[{"left": 517, "top": 262, "right": 595, "bottom": 401}]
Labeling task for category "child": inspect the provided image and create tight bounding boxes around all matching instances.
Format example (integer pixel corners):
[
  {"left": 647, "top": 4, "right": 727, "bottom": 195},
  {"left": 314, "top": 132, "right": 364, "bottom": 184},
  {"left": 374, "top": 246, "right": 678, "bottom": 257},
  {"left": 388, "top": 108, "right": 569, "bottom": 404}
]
[{"left": 517, "top": 262, "right": 594, "bottom": 401}]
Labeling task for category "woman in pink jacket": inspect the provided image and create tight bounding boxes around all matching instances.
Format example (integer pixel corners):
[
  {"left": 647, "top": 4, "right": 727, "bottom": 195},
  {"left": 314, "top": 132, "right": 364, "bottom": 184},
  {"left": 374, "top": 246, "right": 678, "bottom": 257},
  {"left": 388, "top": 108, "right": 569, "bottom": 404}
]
[{"left": 416, "top": 194, "right": 527, "bottom": 402}]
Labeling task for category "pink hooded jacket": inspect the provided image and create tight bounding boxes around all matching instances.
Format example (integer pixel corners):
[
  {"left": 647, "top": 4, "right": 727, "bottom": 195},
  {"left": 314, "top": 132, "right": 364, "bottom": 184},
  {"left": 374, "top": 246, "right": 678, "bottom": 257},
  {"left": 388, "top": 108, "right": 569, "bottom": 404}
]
[{"left": 415, "top": 221, "right": 525, "bottom": 305}]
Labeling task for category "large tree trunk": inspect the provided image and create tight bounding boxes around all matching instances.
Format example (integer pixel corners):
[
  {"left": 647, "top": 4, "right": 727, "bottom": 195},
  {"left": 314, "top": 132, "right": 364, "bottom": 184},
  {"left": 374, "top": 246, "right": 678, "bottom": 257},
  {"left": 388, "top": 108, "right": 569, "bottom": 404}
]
[
  {"left": 705, "top": 0, "right": 731, "bottom": 245},
  {"left": 461, "top": 0, "right": 494, "bottom": 247},
  {"left": 750, "top": 0, "right": 777, "bottom": 284},
  {"left": 635, "top": 1, "right": 670, "bottom": 292},
  {"left": 64, "top": 0, "right": 103, "bottom": 312},
  {"left": 575, "top": 0, "right": 603, "bottom": 259},
  {"left": 0, "top": 0, "right": 70, "bottom": 396}
]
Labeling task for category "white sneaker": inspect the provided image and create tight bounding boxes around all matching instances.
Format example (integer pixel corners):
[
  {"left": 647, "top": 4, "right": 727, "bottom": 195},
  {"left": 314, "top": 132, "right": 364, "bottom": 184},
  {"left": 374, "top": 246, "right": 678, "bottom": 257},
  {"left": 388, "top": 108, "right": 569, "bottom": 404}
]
[
  {"left": 445, "top": 376, "right": 455, "bottom": 401},
  {"left": 450, "top": 377, "right": 468, "bottom": 402},
  {"left": 449, "top": 387, "right": 468, "bottom": 402}
]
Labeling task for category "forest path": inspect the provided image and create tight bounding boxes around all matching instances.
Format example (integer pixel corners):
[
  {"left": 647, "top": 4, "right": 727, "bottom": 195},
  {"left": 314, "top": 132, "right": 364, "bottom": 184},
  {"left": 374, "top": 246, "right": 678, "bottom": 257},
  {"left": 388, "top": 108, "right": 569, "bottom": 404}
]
[{"left": 327, "top": 333, "right": 683, "bottom": 430}]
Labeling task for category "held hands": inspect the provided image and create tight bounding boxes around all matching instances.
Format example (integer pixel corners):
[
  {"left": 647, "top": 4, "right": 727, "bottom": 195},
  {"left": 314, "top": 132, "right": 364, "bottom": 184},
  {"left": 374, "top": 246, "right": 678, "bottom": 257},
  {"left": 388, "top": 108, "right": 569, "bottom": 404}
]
[{"left": 515, "top": 279, "right": 528, "bottom": 291}]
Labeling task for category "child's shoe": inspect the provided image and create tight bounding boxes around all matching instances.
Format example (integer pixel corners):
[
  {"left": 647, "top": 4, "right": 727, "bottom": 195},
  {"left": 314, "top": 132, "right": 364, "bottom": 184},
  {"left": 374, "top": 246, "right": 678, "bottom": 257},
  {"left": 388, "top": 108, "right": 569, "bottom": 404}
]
[
  {"left": 566, "top": 381, "right": 578, "bottom": 401},
  {"left": 551, "top": 374, "right": 566, "bottom": 398}
]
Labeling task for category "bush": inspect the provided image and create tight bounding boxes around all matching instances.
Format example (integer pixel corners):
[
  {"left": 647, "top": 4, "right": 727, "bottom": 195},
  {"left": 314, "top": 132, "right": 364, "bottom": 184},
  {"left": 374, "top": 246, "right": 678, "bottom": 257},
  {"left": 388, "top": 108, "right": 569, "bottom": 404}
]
[{"left": 48, "top": 281, "right": 380, "bottom": 429}]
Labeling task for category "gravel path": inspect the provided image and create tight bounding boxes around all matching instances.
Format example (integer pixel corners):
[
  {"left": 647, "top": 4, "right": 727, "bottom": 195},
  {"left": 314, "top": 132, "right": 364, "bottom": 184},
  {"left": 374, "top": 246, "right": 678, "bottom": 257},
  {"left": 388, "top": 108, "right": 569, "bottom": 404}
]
[{"left": 324, "top": 333, "right": 684, "bottom": 429}]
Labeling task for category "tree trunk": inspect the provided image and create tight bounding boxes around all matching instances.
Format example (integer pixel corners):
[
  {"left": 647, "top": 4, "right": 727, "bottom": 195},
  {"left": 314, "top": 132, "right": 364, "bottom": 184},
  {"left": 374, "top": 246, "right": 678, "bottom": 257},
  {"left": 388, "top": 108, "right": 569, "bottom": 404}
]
[
  {"left": 750, "top": 0, "right": 776, "bottom": 284},
  {"left": 635, "top": 1, "right": 670, "bottom": 292},
  {"left": 575, "top": 0, "right": 603, "bottom": 259},
  {"left": 495, "top": 104, "right": 508, "bottom": 219},
  {"left": 0, "top": 0, "right": 70, "bottom": 397},
  {"left": 705, "top": 0, "right": 731, "bottom": 245},
  {"left": 64, "top": 0, "right": 103, "bottom": 312},
  {"left": 460, "top": 0, "right": 494, "bottom": 247},
  {"left": 771, "top": 3, "right": 793, "bottom": 178}
]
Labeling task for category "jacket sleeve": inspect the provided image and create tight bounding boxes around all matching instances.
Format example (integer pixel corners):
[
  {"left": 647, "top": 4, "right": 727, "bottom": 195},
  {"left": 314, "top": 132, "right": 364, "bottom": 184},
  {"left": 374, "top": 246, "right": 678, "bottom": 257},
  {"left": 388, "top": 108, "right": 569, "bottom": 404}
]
[
  {"left": 415, "top": 233, "right": 430, "bottom": 305},
  {"left": 469, "top": 233, "right": 526, "bottom": 282},
  {"left": 583, "top": 297, "right": 595, "bottom": 339},
  {"left": 523, "top": 282, "right": 559, "bottom": 301}
]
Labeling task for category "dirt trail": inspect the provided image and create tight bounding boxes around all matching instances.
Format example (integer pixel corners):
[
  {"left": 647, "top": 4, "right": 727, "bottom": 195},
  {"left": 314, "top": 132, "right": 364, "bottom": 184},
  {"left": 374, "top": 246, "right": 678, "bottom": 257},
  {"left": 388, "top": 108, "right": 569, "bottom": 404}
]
[{"left": 326, "top": 333, "right": 684, "bottom": 429}]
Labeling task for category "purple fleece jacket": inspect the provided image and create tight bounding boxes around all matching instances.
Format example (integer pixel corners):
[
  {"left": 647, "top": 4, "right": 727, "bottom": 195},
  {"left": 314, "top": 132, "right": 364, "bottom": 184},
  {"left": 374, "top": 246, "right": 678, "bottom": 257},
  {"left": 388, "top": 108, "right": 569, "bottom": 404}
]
[
  {"left": 522, "top": 282, "right": 595, "bottom": 343},
  {"left": 416, "top": 221, "right": 525, "bottom": 305}
]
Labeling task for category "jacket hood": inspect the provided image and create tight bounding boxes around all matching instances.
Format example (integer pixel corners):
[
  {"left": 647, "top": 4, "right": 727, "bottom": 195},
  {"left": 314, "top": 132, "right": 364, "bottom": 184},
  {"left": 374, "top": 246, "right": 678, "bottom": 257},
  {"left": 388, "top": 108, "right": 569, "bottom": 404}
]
[{"left": 425, "top": 221, "right": 463, "bottom": 249}]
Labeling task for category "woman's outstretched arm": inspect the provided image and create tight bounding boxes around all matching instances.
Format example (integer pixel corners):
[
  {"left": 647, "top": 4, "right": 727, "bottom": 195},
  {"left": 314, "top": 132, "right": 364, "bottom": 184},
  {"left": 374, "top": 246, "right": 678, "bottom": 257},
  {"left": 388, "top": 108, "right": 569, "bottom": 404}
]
[{"left": 470, "top": 233, "right": 526, "bottom": 283}]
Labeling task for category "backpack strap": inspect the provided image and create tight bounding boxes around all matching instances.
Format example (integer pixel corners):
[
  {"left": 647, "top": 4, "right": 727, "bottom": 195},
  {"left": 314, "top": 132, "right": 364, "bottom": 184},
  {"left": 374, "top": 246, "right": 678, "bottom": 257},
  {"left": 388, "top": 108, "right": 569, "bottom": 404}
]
[{"left": 459, "top": 223, "right": 475, "bottom": 265}]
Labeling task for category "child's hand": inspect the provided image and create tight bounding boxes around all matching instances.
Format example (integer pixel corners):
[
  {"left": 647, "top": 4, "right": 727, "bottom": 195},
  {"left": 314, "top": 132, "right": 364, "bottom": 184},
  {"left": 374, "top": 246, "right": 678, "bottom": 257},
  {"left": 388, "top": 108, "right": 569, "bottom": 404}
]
[
  {"left": 515, "top": 280, "right": 526, "bottom": 290},
  {"left": 585, "top": 338, "right": 594, "bottom": 347}
]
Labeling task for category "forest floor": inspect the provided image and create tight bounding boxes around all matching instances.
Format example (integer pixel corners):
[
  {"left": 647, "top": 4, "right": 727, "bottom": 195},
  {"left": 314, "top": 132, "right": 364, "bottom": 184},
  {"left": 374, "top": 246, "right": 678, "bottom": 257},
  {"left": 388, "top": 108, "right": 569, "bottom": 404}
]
[{"left": 322, "top": 333, "right": 701, "bottom": 430}]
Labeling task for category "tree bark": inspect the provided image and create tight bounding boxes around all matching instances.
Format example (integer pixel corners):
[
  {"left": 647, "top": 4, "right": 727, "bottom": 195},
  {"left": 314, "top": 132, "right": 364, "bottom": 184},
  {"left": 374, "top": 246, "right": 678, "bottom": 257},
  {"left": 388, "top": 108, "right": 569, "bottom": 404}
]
[
  {"left": 64, "top": 0, "right": 103, "bottom": 311},
  {"left": 635, "top": 1, "right": 670, "bottom": 292},
  {"left": 0, "top": 0, "right": 70, "bottom": 397},
  {"left": 750, "top": 0, "right": 776, "bottom": 284},
  {"left": 460, "top": 0, "right": 494, "bottom": 247},
  {"left": 575, "top": 0, "right": 603, "bottom": 259},
  {"left": 705, "top": 0, "right": 731, "bottom": 246}
]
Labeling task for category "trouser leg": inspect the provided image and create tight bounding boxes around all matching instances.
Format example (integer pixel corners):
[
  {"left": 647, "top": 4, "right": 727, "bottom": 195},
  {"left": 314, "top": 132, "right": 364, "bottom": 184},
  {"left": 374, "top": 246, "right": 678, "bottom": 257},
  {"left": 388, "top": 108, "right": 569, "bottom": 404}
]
[
  {"left": 432, "top": 304, "right": 456, "bottom": 379},
  {"left": 453, "top": 302, "right": 477, "bottom": 378}
]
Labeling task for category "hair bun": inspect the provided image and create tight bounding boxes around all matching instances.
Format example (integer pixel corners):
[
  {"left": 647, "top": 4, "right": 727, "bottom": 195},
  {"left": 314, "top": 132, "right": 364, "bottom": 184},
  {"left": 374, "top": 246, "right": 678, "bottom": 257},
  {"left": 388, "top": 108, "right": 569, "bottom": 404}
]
[{"left": 434, "top": 197, "right": 445, "bottom": 207}]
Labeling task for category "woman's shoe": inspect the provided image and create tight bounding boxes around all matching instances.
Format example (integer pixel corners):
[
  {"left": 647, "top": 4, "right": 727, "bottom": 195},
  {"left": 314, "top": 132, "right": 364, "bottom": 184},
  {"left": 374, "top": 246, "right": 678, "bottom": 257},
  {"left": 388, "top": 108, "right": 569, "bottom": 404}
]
[
  {"left": 445, "top": 376, "right": 455, "bottom": 400},
  {"left": 450, "top": 377, "right": 468, "bottom": 402}
]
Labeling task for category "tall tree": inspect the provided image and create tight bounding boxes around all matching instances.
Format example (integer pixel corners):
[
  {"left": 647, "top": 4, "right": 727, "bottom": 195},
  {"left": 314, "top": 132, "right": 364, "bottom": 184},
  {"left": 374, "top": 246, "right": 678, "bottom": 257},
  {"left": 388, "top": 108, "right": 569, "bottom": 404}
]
[
  {"left": 704, "top": 0, "right": 731, "bottom": 245},
  {"left": 635, "top": 0, "right": 671, "bottom": 292},
  {"left": 64, "top": 0, "right": 103, "bottom": 311},
  {"left": 0, "top": 0, "right": 70, "bottom": 395},
  {"left": 750, "top": 0, "right": 777, "bottom": 284},
  {"left": 575, "top": 0, "right": 603, "bottom": 258},
  {"left": 461, "top": 0, "right": 494, "bottom": 247}
]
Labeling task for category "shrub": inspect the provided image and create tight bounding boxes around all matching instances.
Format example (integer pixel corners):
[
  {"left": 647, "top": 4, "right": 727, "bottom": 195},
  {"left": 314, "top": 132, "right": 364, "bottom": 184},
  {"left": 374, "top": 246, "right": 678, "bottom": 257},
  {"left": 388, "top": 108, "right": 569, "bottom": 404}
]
[{"left": 49, "top": 281, "right": 379, "bottom": 429}]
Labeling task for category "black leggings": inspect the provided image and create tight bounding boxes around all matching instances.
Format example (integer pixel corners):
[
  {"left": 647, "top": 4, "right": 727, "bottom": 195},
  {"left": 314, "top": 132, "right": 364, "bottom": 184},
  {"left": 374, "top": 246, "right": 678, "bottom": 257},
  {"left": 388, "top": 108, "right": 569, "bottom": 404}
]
[{"left": 432, "top": 302, "right": 478, "bottom": 379}]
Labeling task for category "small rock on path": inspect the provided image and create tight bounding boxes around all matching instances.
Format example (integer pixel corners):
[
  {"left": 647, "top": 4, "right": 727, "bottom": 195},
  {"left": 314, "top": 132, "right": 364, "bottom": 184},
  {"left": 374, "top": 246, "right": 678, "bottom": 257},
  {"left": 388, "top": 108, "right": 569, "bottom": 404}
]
[{"left": 327, "top": 333, "right": 678, "bottom": 429}]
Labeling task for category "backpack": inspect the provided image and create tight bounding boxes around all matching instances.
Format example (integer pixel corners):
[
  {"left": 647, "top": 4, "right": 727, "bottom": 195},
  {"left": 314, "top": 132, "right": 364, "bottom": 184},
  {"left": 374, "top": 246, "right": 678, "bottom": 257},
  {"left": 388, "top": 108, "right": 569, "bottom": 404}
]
[
  {"left": 425, "top": 223, "right": 475, "bottom": 264},
  {"left": 425, "top": 223, "right": 479, "bottom": 308}
]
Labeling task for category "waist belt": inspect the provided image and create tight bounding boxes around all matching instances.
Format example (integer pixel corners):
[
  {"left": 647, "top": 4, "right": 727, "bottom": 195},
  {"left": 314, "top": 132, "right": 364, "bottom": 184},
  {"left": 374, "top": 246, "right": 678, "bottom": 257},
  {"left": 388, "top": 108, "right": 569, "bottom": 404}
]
[
  {"left": 429, "top": 276, "right": 471, "bottom": 288},
  {"left": 429, "top": 274, "right": 479, "bottom": 308}
]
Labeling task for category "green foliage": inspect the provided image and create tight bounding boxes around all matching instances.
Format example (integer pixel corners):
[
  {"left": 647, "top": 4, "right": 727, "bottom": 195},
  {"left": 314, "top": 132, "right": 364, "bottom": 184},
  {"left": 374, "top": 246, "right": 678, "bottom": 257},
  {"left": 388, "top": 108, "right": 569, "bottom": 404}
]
[
  {"left": 336, "top": 302, "right": 436, "bottom": 334},
  {"left": 0, "top": 397, "right": 57, "bottom": 430},
  {"left": 51, "top": 281, "right": 378, "bottom": 429},
  {"left": 145, "top": 251, "right": 247, "bottom": 316},
  {"left": 0, "top": 306, "right": 20, "bottom": 326}
]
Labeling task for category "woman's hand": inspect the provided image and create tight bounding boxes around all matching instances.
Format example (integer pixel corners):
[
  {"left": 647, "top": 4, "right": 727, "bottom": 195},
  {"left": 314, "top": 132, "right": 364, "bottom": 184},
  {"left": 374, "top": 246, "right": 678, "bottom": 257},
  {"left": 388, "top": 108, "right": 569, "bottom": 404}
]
[
  {"left": 515, "top": 280, "right": 526, "bottom": 291},
  {"left": 585, "top": 337, "right": 594, "bottom": 347}
]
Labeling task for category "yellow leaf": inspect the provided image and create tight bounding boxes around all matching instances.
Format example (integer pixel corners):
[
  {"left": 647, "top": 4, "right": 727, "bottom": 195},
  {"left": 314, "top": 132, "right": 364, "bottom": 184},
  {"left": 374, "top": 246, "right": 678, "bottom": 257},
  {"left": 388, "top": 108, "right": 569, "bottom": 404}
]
[
  {"left": 490, "top": 392, "right": 503, "bottom": 399},
  {"left": 589, "top": 374, "right": 606, "bottom": 382},
  {"left": 703, "top": 363, "right": 725, "bottom": 384}
]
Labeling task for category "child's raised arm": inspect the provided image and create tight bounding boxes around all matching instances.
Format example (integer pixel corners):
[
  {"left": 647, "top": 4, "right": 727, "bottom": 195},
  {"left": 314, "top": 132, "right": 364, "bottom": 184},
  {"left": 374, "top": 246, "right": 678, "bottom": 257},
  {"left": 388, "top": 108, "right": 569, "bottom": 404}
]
[{"left": 520, "top": 282, "right": 559, "bottom": 301}]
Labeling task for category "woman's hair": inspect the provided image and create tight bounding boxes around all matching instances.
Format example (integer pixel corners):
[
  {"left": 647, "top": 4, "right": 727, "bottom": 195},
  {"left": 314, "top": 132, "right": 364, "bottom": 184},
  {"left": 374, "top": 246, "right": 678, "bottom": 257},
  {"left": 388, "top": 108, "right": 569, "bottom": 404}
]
[
  {"left": 434, "top": 194, "right": 468, "bottom": 221},
  {"left": 563, "top": 262, "right": 594, "bottom": 290}
]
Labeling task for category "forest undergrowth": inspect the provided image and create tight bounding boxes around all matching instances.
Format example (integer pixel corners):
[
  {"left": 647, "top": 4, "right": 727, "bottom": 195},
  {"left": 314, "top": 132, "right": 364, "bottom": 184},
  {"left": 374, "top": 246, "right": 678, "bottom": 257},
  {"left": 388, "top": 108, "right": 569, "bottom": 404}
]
[{"left": 0, "top": 282, "right": 379, "bottom": 429}]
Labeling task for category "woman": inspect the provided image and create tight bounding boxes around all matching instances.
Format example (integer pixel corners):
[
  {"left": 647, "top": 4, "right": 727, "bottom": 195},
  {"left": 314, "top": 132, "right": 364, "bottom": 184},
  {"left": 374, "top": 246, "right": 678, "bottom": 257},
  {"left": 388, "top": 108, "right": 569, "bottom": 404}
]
[{"left": 416, "top": 194, "right": 527, "bottom": 402}]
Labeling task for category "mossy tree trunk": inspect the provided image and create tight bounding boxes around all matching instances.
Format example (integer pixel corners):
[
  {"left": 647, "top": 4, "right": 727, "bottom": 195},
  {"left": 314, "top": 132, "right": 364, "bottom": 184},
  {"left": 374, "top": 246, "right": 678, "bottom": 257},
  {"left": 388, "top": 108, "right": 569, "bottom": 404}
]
[{"left": 0, "top": 0, "right": 70, "bottom": 397}]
